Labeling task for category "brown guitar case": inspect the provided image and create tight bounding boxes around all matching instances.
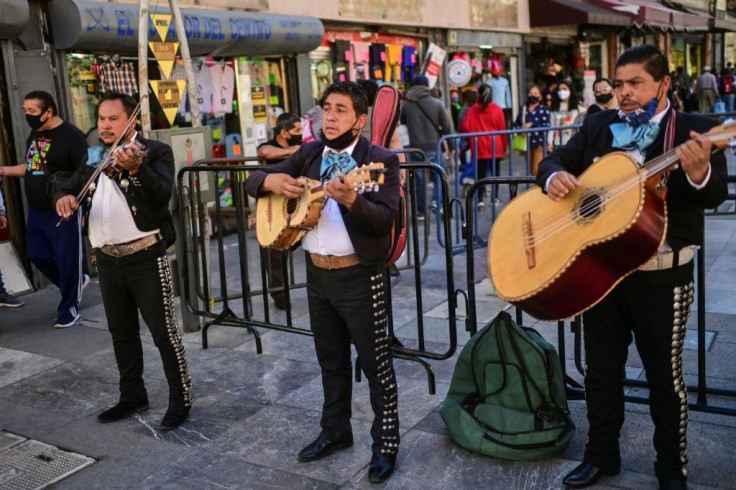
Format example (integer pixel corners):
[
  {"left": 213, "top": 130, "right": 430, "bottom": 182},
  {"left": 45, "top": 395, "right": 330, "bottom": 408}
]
[{"left": 371, "top": 85, "right": 406, "bottom": 266}]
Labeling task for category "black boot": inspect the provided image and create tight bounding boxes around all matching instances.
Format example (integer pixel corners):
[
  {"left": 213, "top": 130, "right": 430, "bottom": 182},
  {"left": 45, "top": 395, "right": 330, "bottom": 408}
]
[
  {"left": 562, "top": 462, "right": 620, "bottom": 488},
  {"left": 97, "top": 400, "right": 149, "bottom": 423},
  {"left": 160, "top": 405, "right": 190, "bottom": 430}
]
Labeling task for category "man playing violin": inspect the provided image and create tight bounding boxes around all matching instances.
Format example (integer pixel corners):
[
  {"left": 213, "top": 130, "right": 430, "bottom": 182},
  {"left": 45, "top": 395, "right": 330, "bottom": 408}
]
[
  {"left": 55, "top": 91, "right": 192, "bottom": 431},
  {"left": 537, "top": 45, "right": 728, "bottom": 489},
  {"left": 245, "top": 82, "right": 401, "bottom": 483}
]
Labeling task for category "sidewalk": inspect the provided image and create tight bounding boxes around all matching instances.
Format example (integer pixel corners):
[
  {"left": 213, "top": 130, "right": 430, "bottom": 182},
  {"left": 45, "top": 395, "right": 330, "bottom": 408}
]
[{"left": 1, "top": 213, "right": 736, "bottom": 489}]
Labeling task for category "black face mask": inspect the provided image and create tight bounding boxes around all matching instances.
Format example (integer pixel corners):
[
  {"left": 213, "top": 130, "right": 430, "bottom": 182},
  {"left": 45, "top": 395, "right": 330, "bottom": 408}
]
[
  {"left": 526, "top": 95, "right": 540, "bottom": 105},
  {"left": 319, "top": 120, "right": 359, "bottom": 151},
  {"left": 286, "top": 134, "right": 303, "bottom": 146},
  {"left": 595, "top": 93, "right": 614, "bottom": 104},
  {"left": 25, "top": 112, "right": 47, "bottom": 131}
]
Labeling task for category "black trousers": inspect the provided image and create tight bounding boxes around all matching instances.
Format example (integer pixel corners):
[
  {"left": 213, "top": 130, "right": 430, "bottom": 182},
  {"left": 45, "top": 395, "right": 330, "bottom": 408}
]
[
  {"left": 96, "top": 241, "right": 192, "bottom": 408},
  {"left": 265, "top": 248, "right": 285, "bottom": 301},
  {"left": 306, "top": 255, "right": 400, "bottom": 455},
  {"left": 582, "top": 261, "right": 693, "bottom": 480}
]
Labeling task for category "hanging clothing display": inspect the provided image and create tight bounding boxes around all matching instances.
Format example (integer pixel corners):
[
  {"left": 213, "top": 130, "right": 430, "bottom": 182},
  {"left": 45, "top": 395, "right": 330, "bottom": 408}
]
[
  {"left": 369, "top": 44, "right": 386, "bottom": 81},
  {"left": 209, "top": 62, "right": 235, "bottom": 113},
  {"left": 192, "top": 60, "right": 213, "bottom": 114},
  {"left": 332, "top": 40, "right": 351, "bottom": 82},
  {"left": 385, "top": 44, "right": 403, "bottom": 83},
  {"left": 351, "top": 42, "right": 371, "bottom": 82},
  {"left": 98, "top": 60, "right": 138, "bottom": 95},
  {"left": 401, "top": 46, "right": 416, "bottom": 83}
]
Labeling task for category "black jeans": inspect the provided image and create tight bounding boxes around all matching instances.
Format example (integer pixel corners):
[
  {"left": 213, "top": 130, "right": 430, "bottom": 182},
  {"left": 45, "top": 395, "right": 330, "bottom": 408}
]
[
  {"left": 306, "top": 255, "right": 400, "bottom": 455},
  {"left": 96, "top": 241, "right": 192, "bottom": 408},
  {"left": 582, "top": 261, "right": 693, "bottom": 480}
]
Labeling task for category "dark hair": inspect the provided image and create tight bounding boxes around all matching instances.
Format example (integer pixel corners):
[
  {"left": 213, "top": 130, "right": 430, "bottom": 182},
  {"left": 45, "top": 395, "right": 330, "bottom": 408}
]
[
  {"left": 274, "top": 113, "right": 300, "bottom": 135},
  {"left": 478, "top": 84, "right": 493, "bottom": 110},
  {"left": 615, "top": 45, "right": 669, "bottom": 82},
  {"left": 462, "top": 89, "right": 478, "bottom": 106},
  {"left": 550, "top": 81, "right": 581, "bottom": 112},
  {"left": 320, "top": 82, "right": 368, "bottom": 116},
  {"left": 593, "top": 77, "right": 612, "bottom": 88},
  {"left": 358, "top": 79, "right": 379, "bottom": 105},
  {"left": 24, "top": 90, "right": 58, "bottom": 116},
  {"left": 98, "top": 91, "right": 138, "bottom": 117}
]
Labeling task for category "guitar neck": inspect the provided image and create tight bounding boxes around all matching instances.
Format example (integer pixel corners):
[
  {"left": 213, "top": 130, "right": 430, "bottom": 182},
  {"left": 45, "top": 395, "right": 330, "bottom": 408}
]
[{"left": 644, "top": 129, "right": 727, "bottom": 178}]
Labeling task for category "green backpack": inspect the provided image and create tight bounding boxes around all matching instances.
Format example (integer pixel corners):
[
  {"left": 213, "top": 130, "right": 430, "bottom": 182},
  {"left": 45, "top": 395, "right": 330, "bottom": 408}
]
[{"left": 440, "top": 310, "right": 575, "bottom": 461}]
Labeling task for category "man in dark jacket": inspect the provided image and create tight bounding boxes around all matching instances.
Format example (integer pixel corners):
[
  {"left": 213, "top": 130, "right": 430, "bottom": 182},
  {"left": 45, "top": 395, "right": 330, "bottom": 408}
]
[
  {"left": 246, "top": 82, "right": 401, "bottom": 484},
  {"left": 55, "top": 92, "right": 192, "bottom": 431},
  {"left": 401, "top": 75, "right": 454, "bottom": 214},
  {"left": 538, "top": 45, "right": 727, "bottom": 489}
]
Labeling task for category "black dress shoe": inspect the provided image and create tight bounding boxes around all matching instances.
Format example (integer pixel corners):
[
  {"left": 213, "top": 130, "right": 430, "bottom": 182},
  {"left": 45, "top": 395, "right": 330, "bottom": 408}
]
[
  {"left": 273, "top": 297, "right": 287, "bottom": 310},
  {"left": 658, "top": 476, "right": 688, "bottom": 490},
  {"left": 368, "top": 453, "right": 397, "bottom": 483},
  {"left": 297, "top": 434, "right": 353, "bottom": 462},
  {"left": 160, "top": 406, "right": 191, "bottom": 431},
  {"left": 97, "top": 400, "right": 149, "bottom": 423},
  {"left": 562, "top": 462, "right": 620, "bottom": 487}
]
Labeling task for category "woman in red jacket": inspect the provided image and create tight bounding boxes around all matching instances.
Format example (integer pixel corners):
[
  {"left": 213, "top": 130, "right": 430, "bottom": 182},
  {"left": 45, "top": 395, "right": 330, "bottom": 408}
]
[{"left": 460, "top": 84, "right": 508, "bottom": 207}]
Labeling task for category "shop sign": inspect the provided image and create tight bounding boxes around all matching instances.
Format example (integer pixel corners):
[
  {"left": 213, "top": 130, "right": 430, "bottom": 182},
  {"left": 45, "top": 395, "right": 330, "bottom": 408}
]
[
  {"left": 150, "top": 13, "right": 172, "bottom": 42},
  {"left": 149, "top": 42, "right": 179, "bottom": 80},
  {"left": 447, "top": 30, "right": 523, "bottom": 49},
  {"left": 447, "top": 60, "right": 472, "bottom": 86},
  {"left": 253, "top": 104, "right": 268, "bottom": 122},
  {"left": 421, "top": 43, "right": 447, "bottom": 89},
  {"left": 79, "top": 70, "right": 97, "bottom": 94},
  {"left": 251, "top": 86, "right": 266, "bottom": 104},
  {"left": 323, "top": 30, "right": 418, "bottom": 48},
  {"left": 149, "top": 80, "right": 187, "bottom": 125}
]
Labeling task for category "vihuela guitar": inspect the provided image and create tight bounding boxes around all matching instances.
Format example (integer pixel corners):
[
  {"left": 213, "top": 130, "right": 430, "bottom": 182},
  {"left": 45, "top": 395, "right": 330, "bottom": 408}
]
[
  {"left": 256, "top": 163, "right": 386, "bottom": 250},
  {"left": 488, "top": 122, "right": 736, "bottom": 321}
]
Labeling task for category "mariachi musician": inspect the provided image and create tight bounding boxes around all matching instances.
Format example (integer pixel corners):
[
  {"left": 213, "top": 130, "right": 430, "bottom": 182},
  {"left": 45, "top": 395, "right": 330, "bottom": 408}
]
[
  {"left": 537, "top": 45, "right": 727, "bottom": 489},
  {"left": 245, "top": 81, "right": 401, "bottom": 483},
  {"left": 55, "top": 91, "right": 193, "bottom": 431}
]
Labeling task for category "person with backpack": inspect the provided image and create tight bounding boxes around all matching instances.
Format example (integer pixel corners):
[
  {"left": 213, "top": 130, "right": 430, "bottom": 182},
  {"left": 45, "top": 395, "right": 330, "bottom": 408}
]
[
  {"left": 401, "top": 75, "right": 454, "bottom": 215},
  {"left": 245, "top": 82, "right": 401, "bottom": 484}
]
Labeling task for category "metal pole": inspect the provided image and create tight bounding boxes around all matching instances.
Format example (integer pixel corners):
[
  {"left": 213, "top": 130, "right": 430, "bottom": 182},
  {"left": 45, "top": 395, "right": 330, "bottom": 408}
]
[
  {"left": 169, "top": 0, "right": 200, "bottom": 128},
  {"left": 138, "top": 0, "right": 151, "bottom": 136}
]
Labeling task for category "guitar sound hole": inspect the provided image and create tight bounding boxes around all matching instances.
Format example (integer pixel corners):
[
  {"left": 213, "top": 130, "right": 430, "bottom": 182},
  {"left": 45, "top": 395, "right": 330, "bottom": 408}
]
[
  {"left": 580, "top": 194, "right": 602, "bottom": 218},
  {"left": 286, "top": 198, "right": 297, "bottom": 215}
]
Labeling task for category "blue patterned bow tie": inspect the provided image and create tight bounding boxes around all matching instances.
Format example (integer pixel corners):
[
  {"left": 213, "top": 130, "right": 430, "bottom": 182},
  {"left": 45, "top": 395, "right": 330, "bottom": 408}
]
[
  {"left": 610, "top": 122, "right": 660, "bottom": 153},
  {"left": 320, "top": 151, "right": 357, "bottom": 182},
  {"left": 86, "top": 145, "right": 108, "bottom": 168}
]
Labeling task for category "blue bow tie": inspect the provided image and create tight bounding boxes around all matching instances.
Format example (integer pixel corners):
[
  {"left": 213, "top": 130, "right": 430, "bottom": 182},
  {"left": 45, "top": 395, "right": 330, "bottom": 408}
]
[
  {"left": 320, "top": 151, "right": 357, "bottom": 182},
  {"left": 610, "top": 121, "right": 660, "bottom": 153},
  {"left": 86, "top": 146, "right": 108, "bottom": 168}
]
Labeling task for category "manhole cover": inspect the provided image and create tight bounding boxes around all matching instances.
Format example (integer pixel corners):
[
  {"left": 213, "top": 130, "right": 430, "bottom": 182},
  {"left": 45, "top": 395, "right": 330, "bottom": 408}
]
[{"left": 0, "top": 438, "right": 95, "bottom": 490}]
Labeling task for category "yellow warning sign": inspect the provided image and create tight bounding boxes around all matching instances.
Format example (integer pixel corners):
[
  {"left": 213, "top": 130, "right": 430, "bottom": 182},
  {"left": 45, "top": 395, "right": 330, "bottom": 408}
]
[
  {"left": 149, "top": 42, "right": 179, "bottom": 80},
  {"left": 150, "top": 13, "right": 172, "bottom": 42},
  {"left": 149, "top": 80, "right": 186, "bottom": 125}
]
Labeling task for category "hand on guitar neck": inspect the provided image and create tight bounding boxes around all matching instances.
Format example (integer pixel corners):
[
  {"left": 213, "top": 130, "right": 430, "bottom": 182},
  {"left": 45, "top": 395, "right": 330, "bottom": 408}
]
[{"left": 546, "top": 129, "right": 714, "bottom": 202}]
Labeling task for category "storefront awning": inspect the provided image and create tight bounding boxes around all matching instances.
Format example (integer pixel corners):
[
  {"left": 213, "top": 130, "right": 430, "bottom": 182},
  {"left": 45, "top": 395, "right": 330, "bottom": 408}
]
[
  {"left": 711, "top": 15, "right": 736, "bottom": 32},
  {"left": 0, "top": 0, "right": 29, "bottom": 38},
  {"left": 587, "top": 0, "right": 709, "bottom": 31},
  {"left": 529, "top": 0, "right": 631, "bottom": 27},
  {"left": 48, "top": 0, "right": 324, "bottom": 57}
]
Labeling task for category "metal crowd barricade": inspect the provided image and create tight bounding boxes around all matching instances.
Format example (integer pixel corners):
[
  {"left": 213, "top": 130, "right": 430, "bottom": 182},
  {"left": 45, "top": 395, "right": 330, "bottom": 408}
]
[
  {"left": 465, "top": 174, "right": 736, "bottom": 415},
  {"left": 176, "top": 158, "right": 461, "bottom": 394},
  {"left": 436, "top": 124, "right": 581, "bottom": 253}
]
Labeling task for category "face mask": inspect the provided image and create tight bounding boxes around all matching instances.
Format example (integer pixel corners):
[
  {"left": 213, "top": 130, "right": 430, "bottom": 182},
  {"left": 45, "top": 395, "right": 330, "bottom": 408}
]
[
  {"left": 320, "top": 122, "right": 359, "bottom": 151},
  {"left": 617, "top": 81, "right": 664, "bottom": 126},
  {"left": 595, "top": 93, "right": 614, "bottom": 104},
  {"left": 25, "top": 112, "right": 46, "bottom": 131},
  {"left": 286, "top": 134, "right": 303, "bottom": 146},
  {"left": 451, "top": 96, "right": 460, "bottom": 103},
  {"left": 557, "top": 89, "right": 571, "bottom": 101},
  {"left": 526, "top": 95, "right": 540, "bottom": 105}
]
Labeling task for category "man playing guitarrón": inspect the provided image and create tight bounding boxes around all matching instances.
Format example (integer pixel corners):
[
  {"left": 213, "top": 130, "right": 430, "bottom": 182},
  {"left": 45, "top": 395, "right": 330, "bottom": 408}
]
[
  {"left": 537, "top": 46, "right": 727, "bottom": 489},
  {"left": 245, "top": 82, "right": 401, "bottom": 483}
]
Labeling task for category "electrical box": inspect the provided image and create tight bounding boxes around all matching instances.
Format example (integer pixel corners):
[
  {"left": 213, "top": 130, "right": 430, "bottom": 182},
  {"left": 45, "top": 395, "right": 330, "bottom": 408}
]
[{"left": 149, "top": 127, "right": 216, "bottom": 207}]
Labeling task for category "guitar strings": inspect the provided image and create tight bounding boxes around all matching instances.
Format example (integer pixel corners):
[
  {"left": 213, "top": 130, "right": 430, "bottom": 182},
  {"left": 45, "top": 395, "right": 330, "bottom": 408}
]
[{"left": 519, "top": 133, "right": 728, "bottom": 249}]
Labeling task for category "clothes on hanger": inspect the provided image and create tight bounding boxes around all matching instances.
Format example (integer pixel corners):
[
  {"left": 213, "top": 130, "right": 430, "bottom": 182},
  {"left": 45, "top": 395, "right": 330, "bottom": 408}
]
[
  {"left": 99, "top": 57, "right": 138, "bottom": 95},
  {"left": 209, "top": 61, "right": 235, "bottom": 113}
]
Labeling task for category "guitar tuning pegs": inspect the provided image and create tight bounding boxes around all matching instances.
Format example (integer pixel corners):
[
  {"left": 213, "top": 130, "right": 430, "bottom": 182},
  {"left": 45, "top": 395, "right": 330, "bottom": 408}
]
[
  {"left": 358, "top": 188, "right": 365, "bottom": 194},
  {"left": 373, "top": 184, "right": 379, "bottom": 192}
]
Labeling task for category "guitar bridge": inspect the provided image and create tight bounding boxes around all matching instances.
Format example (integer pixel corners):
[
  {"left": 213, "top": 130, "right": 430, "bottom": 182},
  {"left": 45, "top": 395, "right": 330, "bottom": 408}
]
[{"left": 523, "top": 211, "right": 536, "bottom": 269}]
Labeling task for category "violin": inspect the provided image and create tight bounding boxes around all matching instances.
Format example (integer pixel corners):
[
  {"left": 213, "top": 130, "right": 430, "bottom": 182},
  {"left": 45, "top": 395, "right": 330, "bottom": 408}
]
[{"left": 102, "top": 140, "right": 148, "bottom": 179}]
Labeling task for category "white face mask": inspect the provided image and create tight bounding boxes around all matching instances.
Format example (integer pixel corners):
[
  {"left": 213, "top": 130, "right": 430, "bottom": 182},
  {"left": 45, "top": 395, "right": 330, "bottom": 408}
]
[{"left": 557, "top": 89, "right": 571, "bottom": 101}]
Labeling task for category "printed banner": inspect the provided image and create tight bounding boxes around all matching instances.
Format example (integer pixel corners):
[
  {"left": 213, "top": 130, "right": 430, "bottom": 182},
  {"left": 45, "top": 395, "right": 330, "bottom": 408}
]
[{"left": 149, "top": 80, "right": 187, "bottom": 124}]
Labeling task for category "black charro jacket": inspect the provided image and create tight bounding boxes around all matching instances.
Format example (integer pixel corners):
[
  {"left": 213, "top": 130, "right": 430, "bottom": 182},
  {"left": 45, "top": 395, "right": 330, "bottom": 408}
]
[
  {"left": 536, "top": 109, "right": 728, "bottom": 251},
  {"left": 245, "top": 137, "right": 400, "bottom": 266},
  {"left": 54, "top": 135, "right": 176, "bottom": 244}
]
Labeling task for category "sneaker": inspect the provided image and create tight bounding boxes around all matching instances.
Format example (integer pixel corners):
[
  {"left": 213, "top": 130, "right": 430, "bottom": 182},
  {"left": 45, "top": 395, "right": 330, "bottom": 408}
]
[
  {"left": 54, "top": 313, "right": 80, "bottom": 329},
  {"left": 273, "top": 297, "right": 287, "bottom": 310},
  {"left": 429, "top": 201, "right": 438, "bottom": 211},
  {"left": 0, "top": 292, "right": 24, "bottom": 308},
  {"left": 477, "top": 201, "right": 485, "bottom": 211},
  {"left": 81, "top": 274, "right": 90, "bottom": 290}
]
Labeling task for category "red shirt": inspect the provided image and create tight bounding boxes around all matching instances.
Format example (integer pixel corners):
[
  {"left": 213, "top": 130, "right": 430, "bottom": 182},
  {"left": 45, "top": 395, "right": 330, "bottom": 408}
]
[{"left": 460, "top": 102, "right": 508, "bottom": 158}]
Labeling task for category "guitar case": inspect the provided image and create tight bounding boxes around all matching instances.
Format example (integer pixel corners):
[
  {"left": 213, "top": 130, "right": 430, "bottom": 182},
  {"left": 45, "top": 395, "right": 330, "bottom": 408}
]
[{"left": 371, "top": 85, "right": 406, "bottom": 266}]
